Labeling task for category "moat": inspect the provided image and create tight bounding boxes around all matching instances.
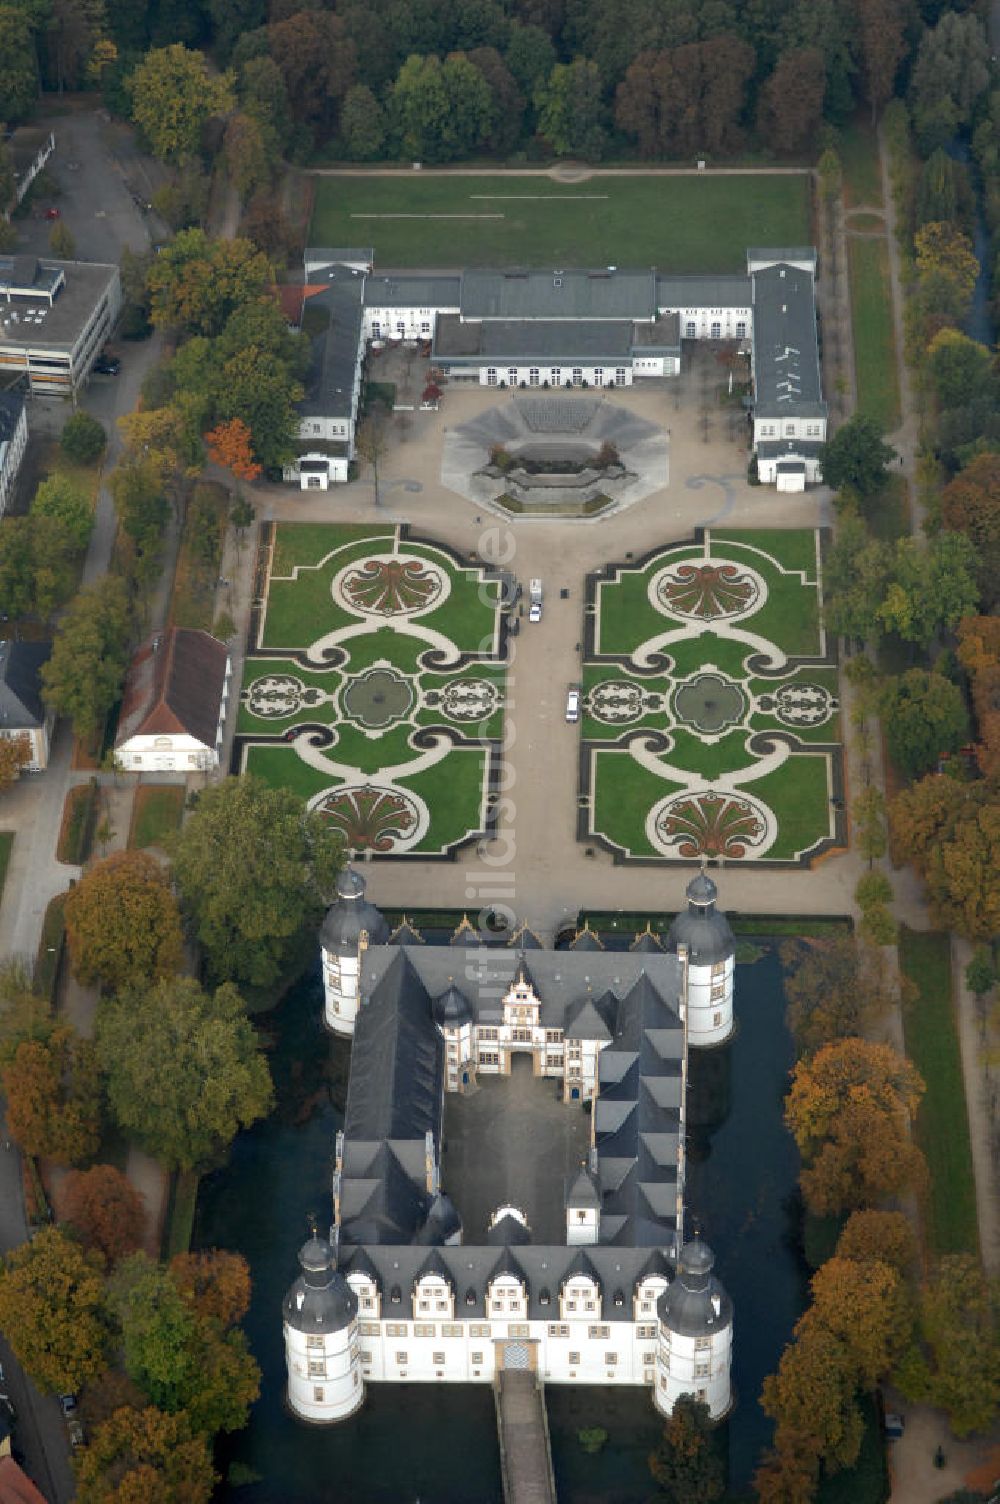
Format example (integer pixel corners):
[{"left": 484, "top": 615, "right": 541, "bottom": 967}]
[{"left": 195, "top": 943, "right": 804, "bottom": 1503}]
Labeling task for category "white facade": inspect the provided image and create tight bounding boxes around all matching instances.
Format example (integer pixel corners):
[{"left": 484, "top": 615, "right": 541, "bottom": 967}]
[
  {"left": 685, "top": 952, "right": 736, "bottom": 1049},
  {"left": 365, "top": 302, "right": 457, "bottom": 343},
  {"left": 654, "top": 1307, "right": 733, "bottom": 1420},
  {"left": 285, "top": 1312, "right": 364, "bottom": 1424},
  {"left": 345, "top": 1268, "right": 671, "bottom": 1392},
  {"left": 756, "top": 447, "right": 824, "bottom": 486},
  {"left": 323, "top": 940, "right": 363, "bottom": 1034},
  {"left": 115, "top": 657, "right": 230, "bottom": 772},
  {"left": 477, "top": 363, "right": 636, "bottom": 390},
  {"left": 663, "top": 305, "right": 751, "bottom": 342},
  {"left": 0, "top": 397, "right": 28, "bottom": 517}
]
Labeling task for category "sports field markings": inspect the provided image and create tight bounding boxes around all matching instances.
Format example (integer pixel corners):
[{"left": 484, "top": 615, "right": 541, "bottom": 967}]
[
  {"left": 350, "top": 212, "right": 505, "bottom": 220},
  {"left": 468, "top": 194, "right": 610, "bottom": 201}
]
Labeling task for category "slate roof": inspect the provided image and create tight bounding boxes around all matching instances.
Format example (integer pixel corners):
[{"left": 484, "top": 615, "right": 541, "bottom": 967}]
[
  {"left": 320, "top": 865, "right": 391, "bottom": 952},
  {"left": 0, "top": 640, "right": 50, "bottom": 731},
  {"left": 433, "top": 314, "right": 636, "bottom": 363},
  {"left": 755, "top": 438, "right": 824, "bottom": 459},
  {"left": 299, "top": 266, "right": 365, "bottom": 421},
  {"left": 364, "top": 273, "right": 462, "bottom": 309},
  {"left": 667, "top": 873, "right": 736, "bottom": 968},
  {"left": 338, "top": 944, "right": 686, "bottom": 1260},
  {"left": 460, "top": 268, "right": 657, "bottom": 321},
  {"left": 750, "top": 262, "right": 826, "bottom": 420},
  {"left": 658, "top": 1238, "right": 733, "bottom": 1337},
  {"left": 115, "top": 628, "right": 229, "bottom": 750},
  {"left": 283, "top": 1235, "right": 358, "bottom": 1334},
  {"left": 656, "top": 274, "right": 752, "bottom": 310}
]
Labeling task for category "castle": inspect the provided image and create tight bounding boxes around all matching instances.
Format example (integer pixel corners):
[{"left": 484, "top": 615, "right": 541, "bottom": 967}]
[{"left": 283, "top": 869, "right": 736, "bottom": 1426}]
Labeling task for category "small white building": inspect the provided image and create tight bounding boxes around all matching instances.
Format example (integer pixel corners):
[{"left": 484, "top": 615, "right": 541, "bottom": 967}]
[
  {"left": 0, "top": 390, "right": 28, "bottom": 518},
  {"left": 0, "top": 640, "right": 54, "bottom": 772},
  {"left": 114, "top": 627, "right": 231, "bottom": 772}
]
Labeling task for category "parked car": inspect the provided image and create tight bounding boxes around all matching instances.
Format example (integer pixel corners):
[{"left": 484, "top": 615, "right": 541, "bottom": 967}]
[
  {"left": 68, "top": 1420, "right": 85, "bottom": 1449},
  {"left": 92, "top": 353, "right": 120, "bottom": 376},
  {"left": 565, "top": 685, "right": 581, "bottom": 723},
  {"left": 43, "top": 206, "right": 60, "bottom": 220},
  {"left": 59, "top": 1394, "right": 77, "bottom": 1419}
]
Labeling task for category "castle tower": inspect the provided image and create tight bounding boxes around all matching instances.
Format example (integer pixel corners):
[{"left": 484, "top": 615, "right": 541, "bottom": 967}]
[
  {"left": 667, "top": 872, "right": 736, "bottom": 1047},
  {"left": 654, "top": 1238, "right": 733, "bottom": 1421},
  {"left": 283, "top": 1233, "right": 364, "bottom": 1424},
  {"left": 319, "top": 865, "right": 390, "bottom": 1035}
]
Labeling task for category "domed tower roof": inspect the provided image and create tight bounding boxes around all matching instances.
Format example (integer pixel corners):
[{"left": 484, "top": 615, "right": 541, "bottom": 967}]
[
  {"left": 666, "top": 870, "right": 735, "bottom": 967},
  {"left": 432, "top": 985, "right": 473, "bottom": 1027},
  {"left": 283, "top": 1233, "right": 358, "bottom": 1335},
  {"left": 658, "top": 1238, "right": 732, "bottom": 1338},
  {"left": 319, "top": 864, "right": 390, "bottom": 955}
]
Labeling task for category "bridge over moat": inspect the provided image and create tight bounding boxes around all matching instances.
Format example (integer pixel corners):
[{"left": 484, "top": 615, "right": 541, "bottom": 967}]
[{"left": 494, "top": 1368, "right": 557, "bottom": 1504}]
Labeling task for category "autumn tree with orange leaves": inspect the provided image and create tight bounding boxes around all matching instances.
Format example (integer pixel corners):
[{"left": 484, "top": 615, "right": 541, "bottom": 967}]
[
  {"left": 204, "top": 418, "right": 261, "bottom": 482},
  {"left": 63, "top": 1164, "right": 146, "bottom": 1266},
  {"left": 784, "top": 1037, "right": 927, "bottom": 1216}
]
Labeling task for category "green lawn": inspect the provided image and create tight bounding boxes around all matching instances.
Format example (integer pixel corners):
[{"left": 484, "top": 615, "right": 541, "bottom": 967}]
[
  {"left": 129, "top": 786, "right": 185, "bottom": 850},
  {"left": 849, "top": 237, "right": 900, "bottom": 433},
  {"left": 749, "top": 756, "right": 833, "bottom": 861},
  {"left": 712, "top": 529, "right": 820, "bottom": 581},
  {"left": 310, "top": 173, "right": 811, "bottom": 272},
  {"left": 898, "top": 927, "right": 979, "bottom": 1258},
  {"left": 0, "top": 832, "right": 12, "bottom": 908},
  {"left": 399, "top": 752, "right": 488, "bottom": 850},
  {"left": 839, "top": 116, "right": 884, "bottom": 208},
  {"left": 271, "top": 522, "right": 394, "bottom": 577}
]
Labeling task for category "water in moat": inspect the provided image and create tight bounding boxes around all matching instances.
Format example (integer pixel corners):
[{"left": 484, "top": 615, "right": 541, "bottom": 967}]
[{"left": 195, "top": 945, "right": 805, "bottom": 1504}]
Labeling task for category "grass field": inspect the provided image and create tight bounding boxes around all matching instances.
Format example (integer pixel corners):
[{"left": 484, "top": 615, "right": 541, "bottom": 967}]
[
  {"left": 839, "top": 117, "right": 883, "bottom": 208},
  {"left": 310, "top": 173, "right": 811, "bottom": 272},
  {"left": 129, "top": 786, "right": 185, "bottom": 850},
  {"left": 898, "top": 927, "right": 979, "bottom": 1258},
  {"left": 849, "top": 237, "right": 900, "bottom": 433}
]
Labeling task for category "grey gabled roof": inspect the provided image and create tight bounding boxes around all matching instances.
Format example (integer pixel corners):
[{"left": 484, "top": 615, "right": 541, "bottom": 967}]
[
  {"left": 364, "top": 273, "right": 461, "bottom": 309},
  {"left": 656, "top": 274, "right": 751, "bottom": 310},
  {"left": 0, "top": 640, "right": 50, "bottom": 729},
  {"left": 342, "top": 950, "right": 444, "bottom": 1145},
  {"left": 565, "top": 1165, "right": 601, "bottom": 1209},
  {"left": 433, "top": 314, "right": 636, "bottom": 364},
  {"left": 300, "top": 267, "right": 365, "bottom": 421},
  {"left": 460, "top": 268, "right": 656, "bottom": 321},
  {"left": 751, "top": 262, "right": 826, "bottom": 419}
]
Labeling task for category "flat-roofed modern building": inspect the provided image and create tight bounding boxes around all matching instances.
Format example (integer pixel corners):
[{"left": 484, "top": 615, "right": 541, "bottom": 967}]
[{"left": 0, "top": 255, "right": 122, "bottom": 395}]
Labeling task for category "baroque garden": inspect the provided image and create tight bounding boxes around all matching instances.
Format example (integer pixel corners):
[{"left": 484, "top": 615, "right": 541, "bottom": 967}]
[{"left": 238, "top": 522, "right": 844, "bottom": 867}]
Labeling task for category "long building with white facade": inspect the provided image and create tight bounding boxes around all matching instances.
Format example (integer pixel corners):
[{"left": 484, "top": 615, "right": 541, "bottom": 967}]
[
  {"left": 284, "top": 869, "right": 736, "bottom": 1426},
  {"left": 290, "top": 247, "right": 825, "bottom": 492}
]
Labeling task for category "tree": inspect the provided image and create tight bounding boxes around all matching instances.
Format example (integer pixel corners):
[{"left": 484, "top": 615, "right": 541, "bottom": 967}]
[
  {"left": 355, "top": 403, "right": 390, "bottom": 510},
  {"left": 821, "top": 511, "right": 890, "bottom": 642},
  {"left": 61, "top": 410, "right": 107, "bottom": 465},
  {"left": 0, "top": 735, "right": 31, "bottom": 793},
  {"left": 213, "top": 343, "right": 303, "bottom": 471},
  {"left": 785, "top": 1037, "right": 927, "bottom": 1216},
  {"left": 807, "top": 1256, "right": 911, "bottom": 1386},
  {"left": 147, "top": 229, "right": 271, "bottom": 337},
  {"left": 835, "top": 1209, "right": 916, "bottom": 1275},
  {"left": 756, "top": 48, "right": 825, "bottom": 154},
  {"left": 909, "top": 12, "right": 991, "bottom": 153},
  {"left": 856, "top": 0, "right": 906, "bottom": 123},
  {"left": 880, "top": 669, "right": 969, "bottom": 780},
  {"left": 238, "top": 53, "right": 293, "bottom": 158},
  {"left": 0, "top": 6, "right": 40, "bottom": 122},
  {"left": 916, "top": 149, "right": 973, "bottom": 232},
  {"left": 1, "top": 1025, "right": 102, "bottom": 1164},
  {"left": 926, "top": 329, "right": 993, "bottom": 411},
  {"left": 171, "top": 775, "right": 341, "bottom": 987},
  {"left": 96, "top": 976, "right": 273, "bottom": 1170},
  {"left": 915, "top": 221, "right": 980, "bottom": 327},
  {"left": 504, "top": 22, "right": 555, "bottom": 106},
  {"left": 966, "top": 945, "right": 996, "bottom": 1000},
  {"left": 204, "top": 417, "right": 261, "bottom": 481},
  {"left": 222, "top": 110, "right": 271, "bottom": 200},
  {"left": 820, "top": 415, "right": 896, "bottom": 499},
  {"left": 390, "top": 51, "right": 494, "bottom": 162},
  {"left": 65, "top": 850, "right": 184, "bottom": 992},
  {"left": 266, "top": 10, "right": 356, "bottom": 142},
  {"left": 817, "top": 148, "right": 843, "bottom": 204},
  {"left": 854, "top": 785, "right": 887, "bottom": 865},
  {"left": 109, "top": 1253, "right": 260, "bottom": 1435},
  {"left": 957, "top": 616, "right": 1000, "bottom": 777},
  {"left": 941, "top": 452, "right": 1000, "bottom": 610},
  {"left": 535, "top": 58, "right": 605, "bottom": 159},
  {"left": 109, "top": 458, "right": 171, "bottom": 587},
  {"left": 126, "top": 44, "right": 235, "bottom": 163},
  {"left": 229, "top": 493, "right": 255, "bottom": 535},
  {"left": 41, "top": 576, "right": 133, "bottom": 739},
  {"left": 339, "top": 83, "right": 387, "bottom": 159},
  {"left": 878, "top": 533, "right": 978, "bottom": 649},
  {"left": 469, "top": 47, "right": 525, "bottom": 156},
  {"left": 0, "top": 513, "right": 80, "bottom": 622},
  {"left": 73, "top": 1405, "right": 216, "bottom": 1504},
  {"left": 890, "top": 776, "right": 1000, "bottom": 940},
  {"left": 31, "top": 472, "right": 93, "bottom": 553},
  {"left": 50, "top": 220, "right": 76, "bottom": 258},
  {"left": 898, "top": 1256, "right": 1000, "bottom": 1436},
  {"left": 0, "top": 959, "right": 52, "bottom": 1068},
  {"left": 780, "top": 935, "right": 894, "bottom": 1055},
  {"left": 168, "top": 1250, "right": 250, "bottom": 1328},
  {"left": 0, "top": 1227, "right": 108, "bottom": 1395},
  {"left": 63, "top": 1165, "right": 146, "bottom": 1266},
  {"left": 648, "top": 1393, "right": 724, "bottom": 1503},
  {"left": 760, "top": 1321, "right": 862, "bottom": 1482}
]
